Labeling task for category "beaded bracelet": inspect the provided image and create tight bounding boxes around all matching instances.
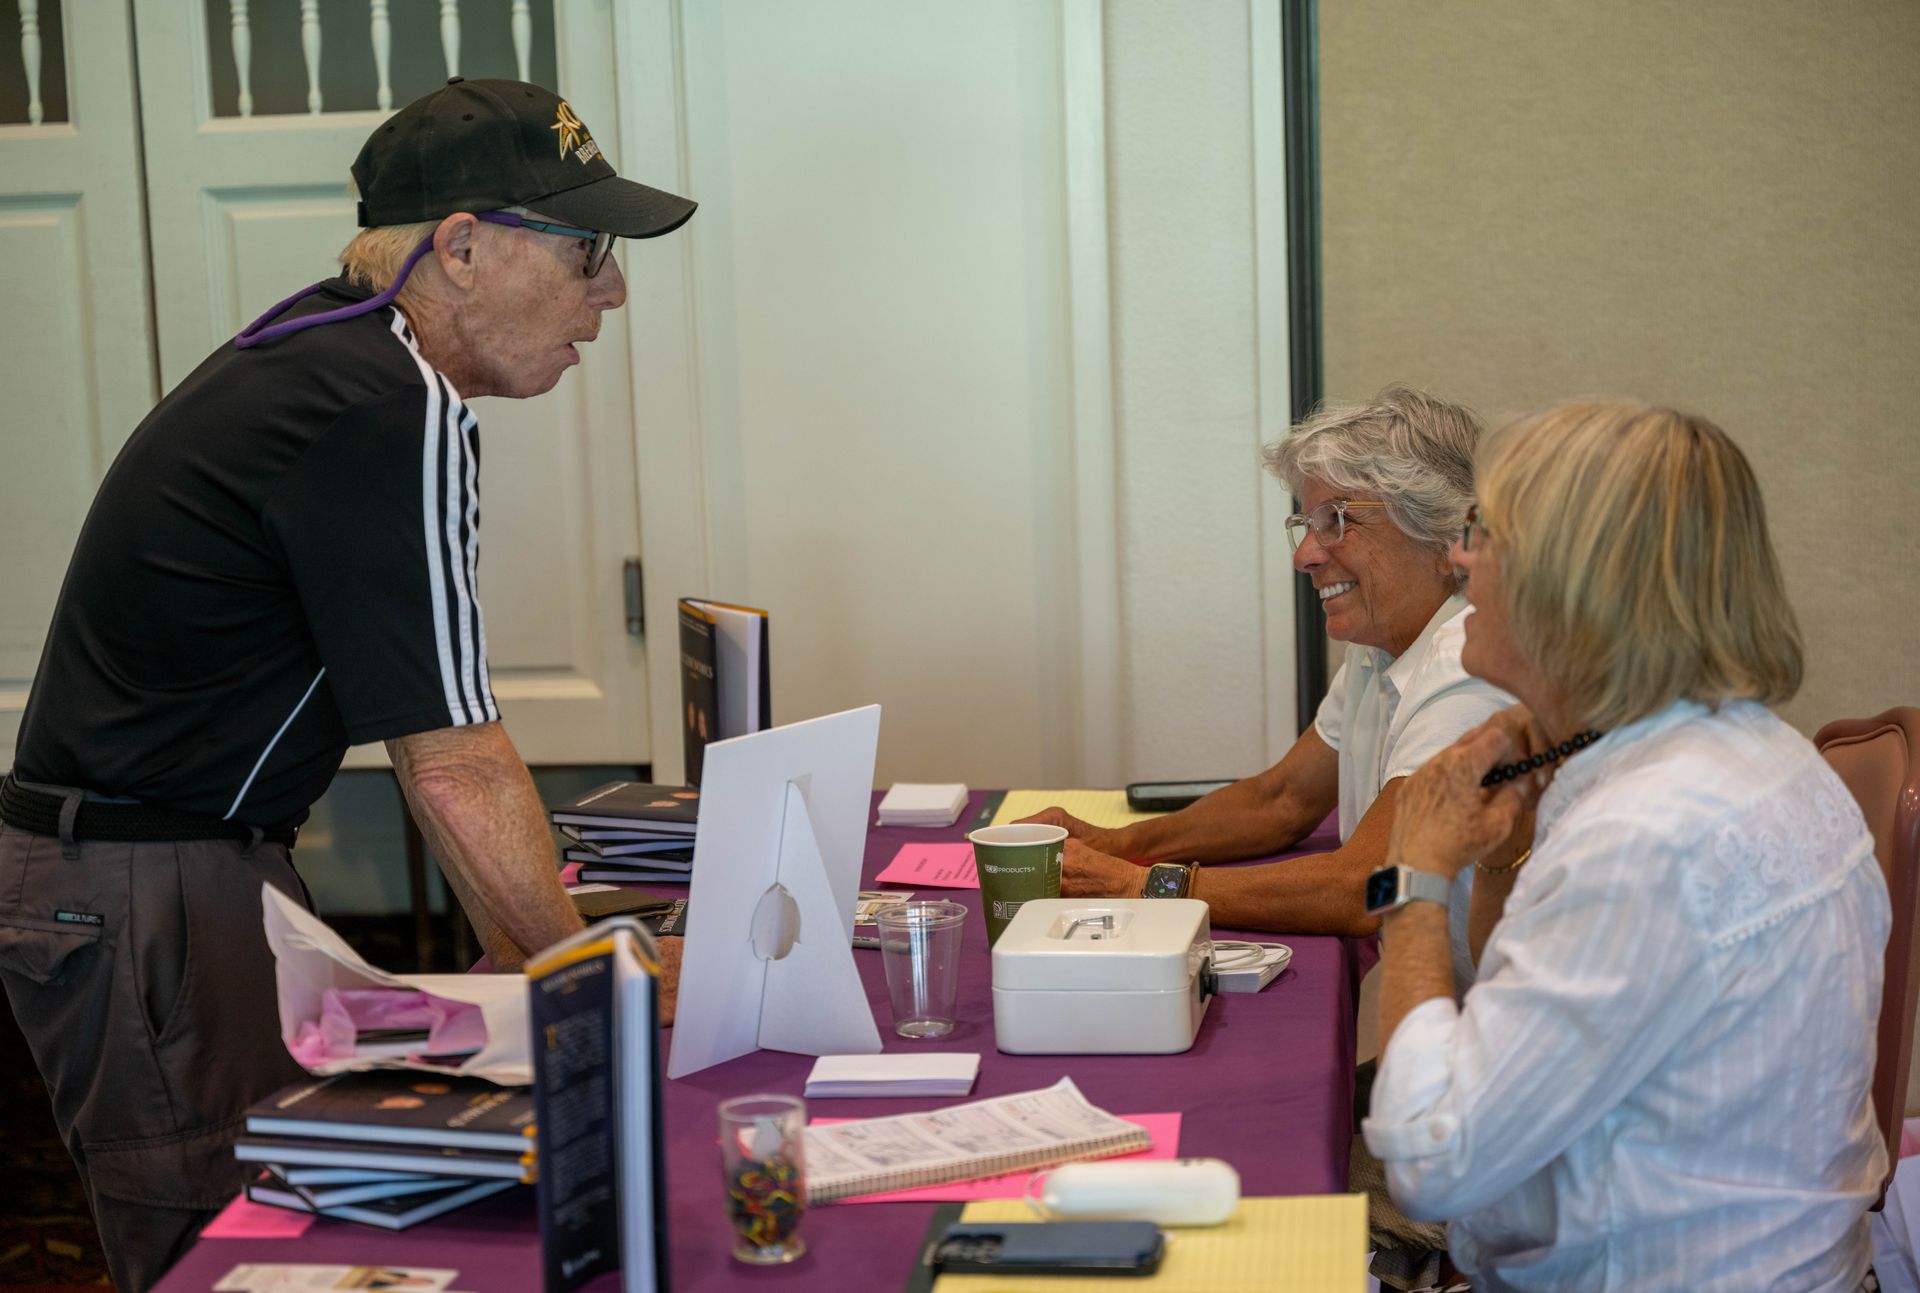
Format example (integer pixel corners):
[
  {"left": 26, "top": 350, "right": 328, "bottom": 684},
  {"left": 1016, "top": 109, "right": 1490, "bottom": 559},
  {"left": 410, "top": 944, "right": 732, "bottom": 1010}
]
[{"left": 1479, "top": 730, "right": 1603, "bottom": 788}]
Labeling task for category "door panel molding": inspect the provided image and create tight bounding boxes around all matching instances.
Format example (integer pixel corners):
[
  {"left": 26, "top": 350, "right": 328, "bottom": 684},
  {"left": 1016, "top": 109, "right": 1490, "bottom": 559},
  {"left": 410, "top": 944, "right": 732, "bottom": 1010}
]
[
  {"left": 1252, "top": 0, "right": 1300, "bottom": 760},
  {"left": 0, "top": 0, "right": 155, "bottom": 755},
  {"left": 618, "top": 0, "right": 1120, "bottom": 788}
]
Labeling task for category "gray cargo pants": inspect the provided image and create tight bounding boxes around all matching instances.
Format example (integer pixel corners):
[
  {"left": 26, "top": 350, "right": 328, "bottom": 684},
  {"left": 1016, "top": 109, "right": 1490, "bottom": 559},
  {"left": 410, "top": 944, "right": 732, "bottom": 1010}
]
[{"left": 0, "top": 820, "right": 310, "bottom": 1292}]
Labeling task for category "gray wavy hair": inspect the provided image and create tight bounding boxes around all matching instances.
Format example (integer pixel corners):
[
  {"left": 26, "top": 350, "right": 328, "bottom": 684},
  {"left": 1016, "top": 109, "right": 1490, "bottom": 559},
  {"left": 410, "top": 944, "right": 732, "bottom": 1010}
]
[{"left": 1262, "top": 384, "right": 1483, "bottom": 555}]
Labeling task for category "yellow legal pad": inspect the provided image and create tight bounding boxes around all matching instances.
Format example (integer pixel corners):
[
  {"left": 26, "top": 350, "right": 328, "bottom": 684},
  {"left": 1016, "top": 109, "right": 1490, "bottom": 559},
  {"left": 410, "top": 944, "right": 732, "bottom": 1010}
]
[
  {"left": 930, "top": 1195, "right": 1369, "bottom": 1292},
  {"left": 988, "top": 790, "right": 1163, "bottom": 832}
]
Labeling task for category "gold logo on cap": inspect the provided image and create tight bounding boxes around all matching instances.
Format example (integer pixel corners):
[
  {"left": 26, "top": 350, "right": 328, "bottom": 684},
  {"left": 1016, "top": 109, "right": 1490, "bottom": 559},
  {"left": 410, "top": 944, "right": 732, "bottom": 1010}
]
[{"left": 551, "top": 100, "right": 600, "bottom": 165}]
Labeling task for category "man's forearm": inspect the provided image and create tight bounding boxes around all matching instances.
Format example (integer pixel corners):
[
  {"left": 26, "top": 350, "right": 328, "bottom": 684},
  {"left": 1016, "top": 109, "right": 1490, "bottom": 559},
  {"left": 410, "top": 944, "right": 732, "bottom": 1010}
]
[
  {"left": 1116, "top": 779, "right": 1322, "bottom": 865},
  {"left": 389, "top": 723, "right": 584, "bottom": 972},
  {"left": 1187, "top": 847, "right": 1381, "bottom": 936}
]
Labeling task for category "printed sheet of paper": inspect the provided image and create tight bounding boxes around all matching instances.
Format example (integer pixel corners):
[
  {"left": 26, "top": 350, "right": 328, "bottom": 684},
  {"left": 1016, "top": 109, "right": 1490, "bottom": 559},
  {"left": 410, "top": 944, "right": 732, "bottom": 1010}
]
[
  {"left": 934, "top": 1194, "right": 1368, "bottom": 1292},
  {"left": 874, "top": 843, "right": 978, "bottom": 888},
  {"left": 819, "top": 1112, "right": 1180, "bottom": 1204},
  {"left": 988, "top": 790, "right": 1163, "bottom": 831},
  {"left": 854, "top": 890, "right": 919, "bottom": 922},
  {"left": 214, "top": 1265, "right": 460, "bottom": 1291}
]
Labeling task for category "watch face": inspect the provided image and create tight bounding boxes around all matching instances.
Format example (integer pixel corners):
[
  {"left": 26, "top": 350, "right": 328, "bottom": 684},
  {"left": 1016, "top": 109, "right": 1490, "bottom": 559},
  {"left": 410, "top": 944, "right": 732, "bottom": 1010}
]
[
  {"left": 1145, "top": 865, "right": 1184, "bottom": 899},
  {"left": 1364, "top": 868, "right": 1400, "bottom": 912}
]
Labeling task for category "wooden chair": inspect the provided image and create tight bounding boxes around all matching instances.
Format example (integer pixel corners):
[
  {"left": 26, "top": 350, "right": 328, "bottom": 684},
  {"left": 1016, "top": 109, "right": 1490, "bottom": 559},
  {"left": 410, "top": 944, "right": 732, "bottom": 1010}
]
[{"left": 1816, "top": 707, "right": 1920, "bottom": 1210}]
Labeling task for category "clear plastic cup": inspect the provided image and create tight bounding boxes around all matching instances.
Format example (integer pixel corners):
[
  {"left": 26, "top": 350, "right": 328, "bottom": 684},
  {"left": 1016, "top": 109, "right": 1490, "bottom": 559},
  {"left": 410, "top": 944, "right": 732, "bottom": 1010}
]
[
  {"left": 876, "top": 900, "right": 968, "bottom": 1039},
  {"left": 718, "top": 1093, "right": 808, "bottom": 1265}
]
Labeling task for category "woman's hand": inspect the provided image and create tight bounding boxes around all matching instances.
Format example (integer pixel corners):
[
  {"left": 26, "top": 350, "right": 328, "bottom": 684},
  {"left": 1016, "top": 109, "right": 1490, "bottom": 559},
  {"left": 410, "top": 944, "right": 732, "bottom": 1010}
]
[
  {"left": 1390, "top": 706, "right": 1551, "bottom": 880},
  {"left": 1060, "top": 839, "right": 1147, "bottom": 898},
  {"left": 1017, "top": 807, "right": 1127, "bottom": 858}
]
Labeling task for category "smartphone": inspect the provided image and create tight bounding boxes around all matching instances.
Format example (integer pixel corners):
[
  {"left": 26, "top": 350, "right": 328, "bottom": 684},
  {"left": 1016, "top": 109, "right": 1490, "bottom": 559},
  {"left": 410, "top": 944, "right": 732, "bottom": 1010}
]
[
  {"left": 929, "top": 1221, "right": 1165, "bottom": 1276},
  {"left": 1125, "top": 779, "right": 1235, "bottom": 812}
]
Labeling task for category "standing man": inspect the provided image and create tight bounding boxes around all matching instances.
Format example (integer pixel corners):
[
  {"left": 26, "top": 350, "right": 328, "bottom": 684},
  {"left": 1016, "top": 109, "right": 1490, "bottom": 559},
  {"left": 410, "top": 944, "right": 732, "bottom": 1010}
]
[{"left": 0, "top": 79, "right": 692, "bottom": 1292}]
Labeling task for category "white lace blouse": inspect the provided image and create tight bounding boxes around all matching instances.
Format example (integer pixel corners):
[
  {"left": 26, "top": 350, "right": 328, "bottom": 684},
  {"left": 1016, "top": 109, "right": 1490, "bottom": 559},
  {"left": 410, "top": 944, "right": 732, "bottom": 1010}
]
[{"left": 1363, "top": 699, "right": 1890, "bottom": 1291}]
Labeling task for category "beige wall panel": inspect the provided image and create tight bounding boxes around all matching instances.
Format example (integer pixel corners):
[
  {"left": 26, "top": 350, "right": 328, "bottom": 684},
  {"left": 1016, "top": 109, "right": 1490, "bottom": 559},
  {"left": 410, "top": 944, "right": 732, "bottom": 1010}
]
[
  {"left": 1318, "top": 0, "right": 1920, "bottom": 733},
  {"left": 1108, "top": 0, "right": 1273, "bottom": 780}
]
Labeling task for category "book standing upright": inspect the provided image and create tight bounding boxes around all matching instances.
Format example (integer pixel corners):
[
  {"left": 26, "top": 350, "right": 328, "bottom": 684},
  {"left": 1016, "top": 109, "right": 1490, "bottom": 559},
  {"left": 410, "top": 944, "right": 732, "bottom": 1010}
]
[
  {"left": 527, "top": 918, "right": 668, "bottom": 1293},
  {"left": 677, "top": 598, "right": 771, "bottom": 784}
]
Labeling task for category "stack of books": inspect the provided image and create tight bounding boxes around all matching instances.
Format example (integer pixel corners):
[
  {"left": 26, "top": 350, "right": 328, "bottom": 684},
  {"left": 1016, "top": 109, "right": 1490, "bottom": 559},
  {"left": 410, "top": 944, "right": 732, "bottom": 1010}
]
[
  {"left": 234, "top": 1070, "right": 533, "bottom": 1229},
  {"left": 550, "top": 781, "right": 701, "bottom": 884}
]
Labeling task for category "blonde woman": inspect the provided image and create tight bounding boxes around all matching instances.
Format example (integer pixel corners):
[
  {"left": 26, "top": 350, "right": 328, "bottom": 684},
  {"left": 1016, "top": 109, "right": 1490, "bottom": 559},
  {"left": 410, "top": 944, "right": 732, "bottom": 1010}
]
[{"left": 1363, "top": 402, "right": 1887, "bottom": 1288}]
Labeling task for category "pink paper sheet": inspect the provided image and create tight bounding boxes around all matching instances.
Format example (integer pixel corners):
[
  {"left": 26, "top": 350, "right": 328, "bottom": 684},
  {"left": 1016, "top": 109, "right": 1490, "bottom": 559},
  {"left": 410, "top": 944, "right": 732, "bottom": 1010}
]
[
  {"left": 816, "top": 1112, "right": 1180, "bottom": 1204},
  {"left": 201, "top": 1194, "right": 316, "bottom": 1239},
  {"left": 873, "top": 843, "right": 979, "bottom": 889}
]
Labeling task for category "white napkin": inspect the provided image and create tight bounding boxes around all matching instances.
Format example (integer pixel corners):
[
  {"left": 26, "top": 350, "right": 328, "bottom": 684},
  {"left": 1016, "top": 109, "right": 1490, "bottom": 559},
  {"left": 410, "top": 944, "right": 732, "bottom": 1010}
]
[
  {"left": 804, "top": 1052, "right": 981, "bottom": 1098},
  {"left": 876, "top": 782, "right": 970, "bottom": 827}
]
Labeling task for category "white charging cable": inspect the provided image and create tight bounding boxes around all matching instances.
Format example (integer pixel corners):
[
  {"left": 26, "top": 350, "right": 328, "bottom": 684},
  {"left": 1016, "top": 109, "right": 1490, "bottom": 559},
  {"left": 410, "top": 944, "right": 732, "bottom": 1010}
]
[{"left": 1210, "top": 940, "right": 1291, "bottom": 970}]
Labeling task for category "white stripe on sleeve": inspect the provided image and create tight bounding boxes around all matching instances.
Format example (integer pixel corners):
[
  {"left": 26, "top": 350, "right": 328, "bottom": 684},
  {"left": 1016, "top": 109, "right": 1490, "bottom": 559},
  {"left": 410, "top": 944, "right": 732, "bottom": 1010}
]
[{"left": 390, "top": 312, "right": 469, "bottom": 726}]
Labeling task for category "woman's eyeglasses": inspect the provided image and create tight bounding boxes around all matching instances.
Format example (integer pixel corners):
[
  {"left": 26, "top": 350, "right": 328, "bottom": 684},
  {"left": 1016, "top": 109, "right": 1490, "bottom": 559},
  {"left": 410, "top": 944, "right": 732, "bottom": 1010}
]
[
  {"left": 1460, "top": 503, "right": 1490, "bottom": 552},
  {"left": 1283, "top": 499, "right": 1389, "bottom": 551}
]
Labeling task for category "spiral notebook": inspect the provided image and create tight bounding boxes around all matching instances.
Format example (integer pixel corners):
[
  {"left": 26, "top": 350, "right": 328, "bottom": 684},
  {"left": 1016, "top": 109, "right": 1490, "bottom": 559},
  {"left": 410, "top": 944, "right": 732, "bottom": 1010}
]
[{"left": 802, "top": 1077, "right": 1149, "bottom": 1202}]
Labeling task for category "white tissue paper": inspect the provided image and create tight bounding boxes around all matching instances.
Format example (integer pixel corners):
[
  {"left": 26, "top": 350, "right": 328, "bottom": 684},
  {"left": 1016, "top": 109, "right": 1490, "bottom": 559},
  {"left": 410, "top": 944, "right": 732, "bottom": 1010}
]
[{"left": 260, "top": 883, "right": 532, "bottom": 1086}]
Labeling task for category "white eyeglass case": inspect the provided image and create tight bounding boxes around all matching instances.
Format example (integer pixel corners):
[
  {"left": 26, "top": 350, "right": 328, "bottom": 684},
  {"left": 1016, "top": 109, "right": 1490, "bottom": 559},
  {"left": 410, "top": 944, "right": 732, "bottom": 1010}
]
[{"left": 989, "top": 899, "right": 1216, "bottom": 1055}]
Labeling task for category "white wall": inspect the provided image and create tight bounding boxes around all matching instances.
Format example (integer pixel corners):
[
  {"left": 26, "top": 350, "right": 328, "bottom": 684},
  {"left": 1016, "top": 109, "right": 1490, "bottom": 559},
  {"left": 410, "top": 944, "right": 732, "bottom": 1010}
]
[
  {"left": 1108, "top": 0, "right": 1292, "bottom": 782},
  {"left": 618, "top": 0, "right": 1295, "bottom": 791}
]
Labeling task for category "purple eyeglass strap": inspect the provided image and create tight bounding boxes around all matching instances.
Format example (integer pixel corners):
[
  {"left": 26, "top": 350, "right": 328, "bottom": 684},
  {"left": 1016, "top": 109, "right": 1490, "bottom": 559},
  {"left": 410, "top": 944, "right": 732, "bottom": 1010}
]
[{"left": 233, "top": 213, "right": 527, "bottom": 349}]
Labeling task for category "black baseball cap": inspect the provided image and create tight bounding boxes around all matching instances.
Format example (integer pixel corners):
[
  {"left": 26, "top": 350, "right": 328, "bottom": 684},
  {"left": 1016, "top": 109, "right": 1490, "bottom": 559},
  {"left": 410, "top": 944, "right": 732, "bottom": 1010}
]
[{"left": 351, "top": 77, "right": 695, "bottom": 238}]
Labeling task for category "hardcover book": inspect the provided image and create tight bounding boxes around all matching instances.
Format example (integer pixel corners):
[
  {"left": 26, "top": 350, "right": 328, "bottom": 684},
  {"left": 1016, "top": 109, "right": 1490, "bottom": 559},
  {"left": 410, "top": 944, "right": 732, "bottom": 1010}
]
[
  {"left": 248, "top": 1172, "right": 519, "bottom": 1230},
  {"left": 578, "top": 868, "right": 693, "bottom": 886},
  {"left": 677, "top": 598, "right": 771, "bottom": 785},
  {"left": 234, "top": 1134, "right": 531, "bottom": 1181},
  {"left": 245, "top": 1170, "right": 468, "bottom": 1209},
  {"left": 550, "top": 782, "right": 701, "bottom": 833},
  {"left": 529, "top": 918, "right": 669, "bottom": 1293},
  {"left": 559, "top": 828, "right": 697, "bottom": 859},
  {"left": 245, "top": 1070, "right": 535, "bottom": 1152},
  {"left": 560, "top": 841, "right": 695, "bottom": 860}
]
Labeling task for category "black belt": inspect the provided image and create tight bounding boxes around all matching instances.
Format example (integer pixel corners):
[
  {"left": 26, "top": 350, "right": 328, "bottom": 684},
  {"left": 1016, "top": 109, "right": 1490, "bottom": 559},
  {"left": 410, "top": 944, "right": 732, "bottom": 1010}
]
[{"left": 0, "top": 775, "right": 298, "bottom": 848}]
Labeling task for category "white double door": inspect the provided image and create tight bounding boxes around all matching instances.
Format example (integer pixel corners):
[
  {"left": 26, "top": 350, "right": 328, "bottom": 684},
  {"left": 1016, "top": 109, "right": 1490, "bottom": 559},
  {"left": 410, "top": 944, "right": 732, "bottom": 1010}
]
[{"left": 0, "top": 1, "right": 649, "bottom": 768}]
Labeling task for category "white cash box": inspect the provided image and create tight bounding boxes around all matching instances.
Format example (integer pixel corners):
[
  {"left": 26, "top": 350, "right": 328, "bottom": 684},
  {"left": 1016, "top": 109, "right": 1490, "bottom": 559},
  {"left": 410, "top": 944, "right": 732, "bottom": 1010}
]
[{"left": 990, "top": 899, "right": 1216, "bottom": 1055}]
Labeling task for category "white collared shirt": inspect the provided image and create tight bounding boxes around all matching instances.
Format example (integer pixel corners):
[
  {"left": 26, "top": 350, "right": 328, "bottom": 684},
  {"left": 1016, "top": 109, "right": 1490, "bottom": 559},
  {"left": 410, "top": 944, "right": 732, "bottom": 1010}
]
[
  {"left": 1316, "top": 595, "right": 1514, "bottom": 990},
  {"left": 1363, "top": 699, "right": 1889, "bottom": 1292}
]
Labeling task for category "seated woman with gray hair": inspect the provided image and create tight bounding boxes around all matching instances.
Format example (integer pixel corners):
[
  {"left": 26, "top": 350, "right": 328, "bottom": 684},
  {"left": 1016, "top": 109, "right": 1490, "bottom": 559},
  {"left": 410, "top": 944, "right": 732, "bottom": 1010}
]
[
  {"left": 1367, "top": 402, "right": 1886, "bottom": 1287},
  {"left": 1031, "top": 384, "right": 1518, "bottom": 963}
]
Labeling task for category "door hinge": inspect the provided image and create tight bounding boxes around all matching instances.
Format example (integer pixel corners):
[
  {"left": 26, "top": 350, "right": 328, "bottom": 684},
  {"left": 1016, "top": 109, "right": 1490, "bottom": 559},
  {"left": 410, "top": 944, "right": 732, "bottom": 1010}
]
[{"left": 623, "top": 557, "right": 644, "bottom": 637}]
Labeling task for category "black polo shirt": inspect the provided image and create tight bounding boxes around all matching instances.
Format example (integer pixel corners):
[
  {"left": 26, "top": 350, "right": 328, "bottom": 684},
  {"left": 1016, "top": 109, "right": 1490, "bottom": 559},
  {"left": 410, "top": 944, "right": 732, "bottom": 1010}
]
[{"left": 13, "top": 279, "right": 498, "bottom": 828}]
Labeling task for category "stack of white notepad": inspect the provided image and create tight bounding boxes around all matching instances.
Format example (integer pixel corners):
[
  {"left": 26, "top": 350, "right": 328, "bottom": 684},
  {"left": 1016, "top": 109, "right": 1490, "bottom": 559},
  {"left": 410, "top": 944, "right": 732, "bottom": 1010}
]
[
  {"left": 804, "top": 1053, "right": 981, "bottom": 1098},
  {"left": 876, "top": 783, "right": 971, "bottom": 828}
]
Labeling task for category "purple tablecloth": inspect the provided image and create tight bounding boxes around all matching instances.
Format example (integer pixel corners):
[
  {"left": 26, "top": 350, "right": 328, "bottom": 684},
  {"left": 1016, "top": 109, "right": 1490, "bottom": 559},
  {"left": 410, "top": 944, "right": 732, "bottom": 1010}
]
[{"left": 158, "top": 793, "right": 1362, "bottom": 1291}]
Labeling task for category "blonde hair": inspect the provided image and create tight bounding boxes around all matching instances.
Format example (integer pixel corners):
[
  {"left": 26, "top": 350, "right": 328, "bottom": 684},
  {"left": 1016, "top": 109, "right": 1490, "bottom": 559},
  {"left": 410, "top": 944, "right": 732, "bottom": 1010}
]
[
  {"left": 338, "top": 220, "right": 439, "bottom": 292},
  {"left": 1263, "top": 384, "right": 1482, "bottom": 555},
  {"left": 1476, "top": 401, "right": 1803, "bottom": 732}
]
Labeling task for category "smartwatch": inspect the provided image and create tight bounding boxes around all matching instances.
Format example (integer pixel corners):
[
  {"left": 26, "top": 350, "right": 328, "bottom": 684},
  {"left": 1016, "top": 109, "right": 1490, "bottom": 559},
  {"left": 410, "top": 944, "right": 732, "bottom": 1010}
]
[
  {"left": 1363, "top": 865, "right": 1451, "bottom": 916},
  {"left": 1142, "top": 861, "right": 1197, "bottom": 900}
]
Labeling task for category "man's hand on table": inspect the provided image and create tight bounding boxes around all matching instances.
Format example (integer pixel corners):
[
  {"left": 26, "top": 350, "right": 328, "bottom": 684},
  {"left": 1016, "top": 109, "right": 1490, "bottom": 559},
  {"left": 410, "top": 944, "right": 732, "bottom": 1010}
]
[
  {"left": 1016, "top": 806, "right": 1130, "bottom": 858},
  {"left": 1060, "top": 839, "right": 1148, "bottom": 898}
]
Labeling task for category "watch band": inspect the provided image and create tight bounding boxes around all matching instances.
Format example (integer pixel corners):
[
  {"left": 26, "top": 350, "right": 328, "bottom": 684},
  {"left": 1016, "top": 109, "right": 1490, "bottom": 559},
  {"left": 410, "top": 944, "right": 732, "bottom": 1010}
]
[
  {"left": 1364, "top": 864, "right": 1451, "bottom": 915},
  {"left": 1143, "top": 860, "right": 1197, "bottom": 900}
]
